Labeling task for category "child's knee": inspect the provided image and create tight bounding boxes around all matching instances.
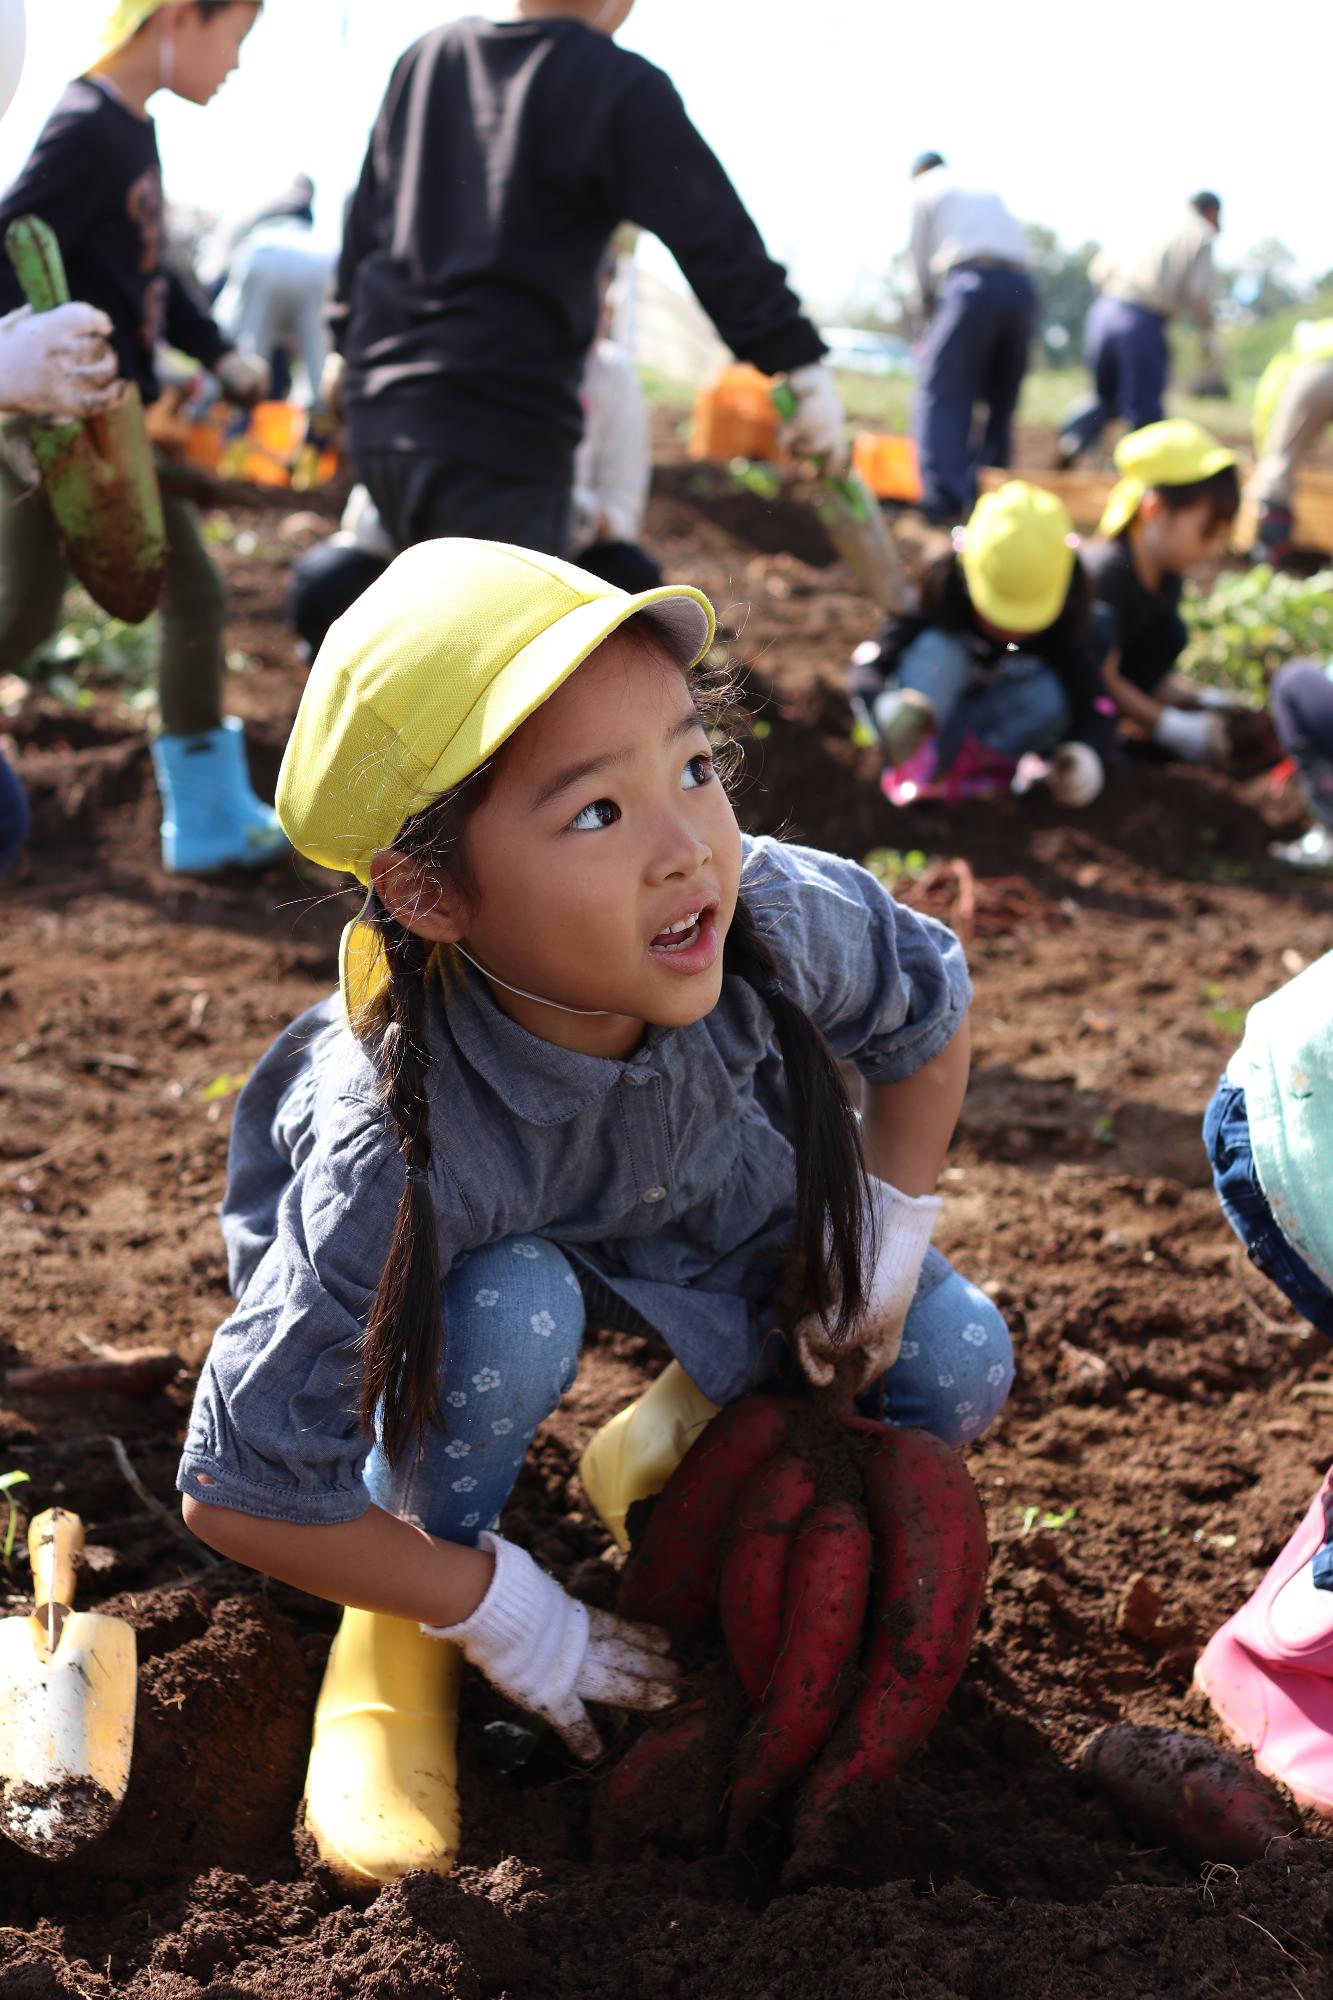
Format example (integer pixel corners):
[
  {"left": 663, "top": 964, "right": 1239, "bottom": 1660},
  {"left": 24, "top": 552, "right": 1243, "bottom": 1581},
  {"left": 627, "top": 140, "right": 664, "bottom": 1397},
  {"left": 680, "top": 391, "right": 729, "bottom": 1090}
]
[
  {"left": 442, "top": 1236, "right": 585, "bottom": 1381},
  {"left": 896, "top": 1273, "right": 1013, "bottom": 1446}
]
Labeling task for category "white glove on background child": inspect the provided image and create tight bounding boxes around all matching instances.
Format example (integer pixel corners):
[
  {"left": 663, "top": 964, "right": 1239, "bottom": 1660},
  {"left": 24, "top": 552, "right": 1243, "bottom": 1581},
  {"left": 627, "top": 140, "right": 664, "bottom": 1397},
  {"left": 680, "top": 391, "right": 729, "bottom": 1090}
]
[
  {"left": 0, "top": 302, "right": 119, "bottom": 419},
  {"left": 794, "top": 1176, "right": 942, "bottom": 1392},
  {"left": 424, "top": 1530, "right": 679, "bottom": 1759},
  {"left": 781, "top": 361, "right": 849, "bottom": 471},
  {"left": 1153, "top": 706, "right": 1228, "bottom": 765},
  {"left": 214, "top": 349, "right": 271, "bottom": 409}
]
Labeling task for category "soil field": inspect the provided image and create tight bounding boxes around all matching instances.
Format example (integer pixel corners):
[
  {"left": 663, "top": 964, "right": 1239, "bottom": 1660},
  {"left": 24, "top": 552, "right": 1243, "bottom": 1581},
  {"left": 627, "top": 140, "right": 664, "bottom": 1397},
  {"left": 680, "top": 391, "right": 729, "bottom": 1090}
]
[{"left": 3, "top": 419, "right": 1333, "bottom": 1997}]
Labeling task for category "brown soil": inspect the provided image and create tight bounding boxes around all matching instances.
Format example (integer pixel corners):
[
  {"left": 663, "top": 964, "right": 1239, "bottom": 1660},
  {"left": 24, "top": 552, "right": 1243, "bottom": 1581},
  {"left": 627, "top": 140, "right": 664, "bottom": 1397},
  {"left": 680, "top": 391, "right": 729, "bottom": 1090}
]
[{"left": 3, "top": 418, "right": 1333, "bottom": 1997}]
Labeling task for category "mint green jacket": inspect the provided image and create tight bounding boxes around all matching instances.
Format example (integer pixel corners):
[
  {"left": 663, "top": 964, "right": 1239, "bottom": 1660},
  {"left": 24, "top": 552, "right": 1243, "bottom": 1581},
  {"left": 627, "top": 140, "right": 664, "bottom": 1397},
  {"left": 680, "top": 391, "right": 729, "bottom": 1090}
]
[{"left": 1230, "top": 951, "right": 1333, "bottom": 1288}]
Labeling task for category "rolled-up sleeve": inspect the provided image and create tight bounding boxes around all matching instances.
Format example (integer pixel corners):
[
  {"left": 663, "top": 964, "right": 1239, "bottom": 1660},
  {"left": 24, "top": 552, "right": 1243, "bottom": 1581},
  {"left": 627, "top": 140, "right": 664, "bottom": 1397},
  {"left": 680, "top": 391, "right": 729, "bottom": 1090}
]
[
  {"left": 742, "top": 837, "right": 971, "bottom": 1084},
  {"left": 179, "top": 1101, "right": 466, "bottom": 1525}
]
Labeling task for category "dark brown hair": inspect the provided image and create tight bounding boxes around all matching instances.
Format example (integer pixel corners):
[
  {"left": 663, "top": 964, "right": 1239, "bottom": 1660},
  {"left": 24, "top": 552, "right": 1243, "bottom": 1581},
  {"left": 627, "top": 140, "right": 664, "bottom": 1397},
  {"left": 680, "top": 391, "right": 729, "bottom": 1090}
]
[
  {"left": 1146, "top": 464, "right": 1241, "bottom": 527},
  {"left": 360, "top": 624, "right": 870, "bottom": 1462}
]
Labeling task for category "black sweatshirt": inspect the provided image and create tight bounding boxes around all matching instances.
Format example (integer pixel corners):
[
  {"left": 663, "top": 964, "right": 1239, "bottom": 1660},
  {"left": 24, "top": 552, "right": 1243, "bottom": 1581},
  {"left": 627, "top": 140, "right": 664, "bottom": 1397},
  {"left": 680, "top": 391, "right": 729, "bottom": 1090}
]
[
  {"left": 0, "top": 79, "right": 229, "bottom": 404},
  {"left": 332, "top": 15, "right": 826, "bottom": 480}
]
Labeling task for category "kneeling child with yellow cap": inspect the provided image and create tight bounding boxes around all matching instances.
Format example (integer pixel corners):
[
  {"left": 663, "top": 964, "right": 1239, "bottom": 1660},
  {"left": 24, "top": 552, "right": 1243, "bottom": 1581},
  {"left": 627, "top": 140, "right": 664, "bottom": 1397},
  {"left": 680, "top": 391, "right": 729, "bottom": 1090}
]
[
  {"left": 175, "top": 538, "right": 1008, "bottom": 1887},
  {"left": 1084, "top": 419, "right": 1247, "bottom": 766},
  {"left": 848, "top": 480, "right": 1111, "bottom": 807}
]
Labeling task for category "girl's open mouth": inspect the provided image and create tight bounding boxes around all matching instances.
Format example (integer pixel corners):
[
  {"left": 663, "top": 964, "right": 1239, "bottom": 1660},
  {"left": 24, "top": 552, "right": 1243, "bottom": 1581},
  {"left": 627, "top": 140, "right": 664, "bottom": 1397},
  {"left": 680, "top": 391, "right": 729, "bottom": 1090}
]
[{"left": 648, "top": 905, "right": 718, "bottom": 972}]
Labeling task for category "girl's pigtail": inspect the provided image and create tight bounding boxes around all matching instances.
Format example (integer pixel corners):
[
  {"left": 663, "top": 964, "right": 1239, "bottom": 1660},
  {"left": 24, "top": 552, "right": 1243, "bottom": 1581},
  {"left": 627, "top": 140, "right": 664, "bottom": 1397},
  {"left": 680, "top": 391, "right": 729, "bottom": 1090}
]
[
  {"left": 360, "top": 909, "right": 444, "bottom": 1461},
  {"left": 725, "top": 894, "right": 869, "bottom": 1338}
]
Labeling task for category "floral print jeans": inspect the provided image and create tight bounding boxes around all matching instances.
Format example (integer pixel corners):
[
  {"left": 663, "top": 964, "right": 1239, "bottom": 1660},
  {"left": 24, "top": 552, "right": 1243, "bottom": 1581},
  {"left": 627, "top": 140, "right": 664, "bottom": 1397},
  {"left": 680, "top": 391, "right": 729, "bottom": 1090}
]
[{"left": 364, "top": 1236, "right": 1013, "bottom": 1546}]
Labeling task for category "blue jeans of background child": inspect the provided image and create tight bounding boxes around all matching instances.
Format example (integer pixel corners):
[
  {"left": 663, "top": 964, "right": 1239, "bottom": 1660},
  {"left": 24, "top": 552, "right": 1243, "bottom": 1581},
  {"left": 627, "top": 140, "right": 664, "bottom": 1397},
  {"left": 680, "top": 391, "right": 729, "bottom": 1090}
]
[
  {"left": 891, "top": 627, "right": 1071, "bottom": 768},
  {"left": 0, "top": 746, "right": 28, "bottom": 875},
  {"left": 1059, "top": 296, "right": 1169, "bottom": 460},
  {"left": 1203, "top": 1076, "right": 1333, "bottom": 1338},
  {"left": 913, "top": 264, "right": 1036, "bottom": 519},
  {"left": 1271, "top": 659, "right": 1333, "bottom": 830},
  {"left": 365, "top": 1235, "right": 1014, "bottom": 1546}
]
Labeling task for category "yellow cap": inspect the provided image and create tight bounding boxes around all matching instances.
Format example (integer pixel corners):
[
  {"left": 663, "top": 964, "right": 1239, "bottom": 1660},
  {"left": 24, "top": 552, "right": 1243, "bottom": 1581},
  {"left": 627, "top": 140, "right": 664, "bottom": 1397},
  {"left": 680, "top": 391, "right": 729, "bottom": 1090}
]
[
  {"left": 959, "top": 481, "right": 1076, "bottom": 637},
  {"left": 276, "top": 537, "right": 715, "bottom": 1033},
  {"left": 87, "top": 0, "right": 261, "bottom": 68},
  {"left": 1098, "top": 419, "right": 1237, "bottom": 538}
]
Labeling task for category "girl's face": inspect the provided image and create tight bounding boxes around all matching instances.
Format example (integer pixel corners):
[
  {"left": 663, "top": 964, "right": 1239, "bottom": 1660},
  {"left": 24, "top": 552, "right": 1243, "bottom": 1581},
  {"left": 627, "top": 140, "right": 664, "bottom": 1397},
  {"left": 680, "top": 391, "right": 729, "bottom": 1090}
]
[
  {"left": 442, "top": 630, "right": 742, "bottom": 1059},
  {"left": 166, "top": 2, "right": 259, "bottom": 104}
]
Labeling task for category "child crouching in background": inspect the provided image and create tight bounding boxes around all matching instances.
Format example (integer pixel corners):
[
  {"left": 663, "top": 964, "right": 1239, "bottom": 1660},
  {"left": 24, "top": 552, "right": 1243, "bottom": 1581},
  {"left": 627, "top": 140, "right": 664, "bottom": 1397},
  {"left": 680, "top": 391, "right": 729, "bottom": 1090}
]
[
  {"left": 1084, "top": 420, "right": 1270, "bottom": 770},
  {"left": 848, "top": 481, "right": 1111, "bottom": 808}
]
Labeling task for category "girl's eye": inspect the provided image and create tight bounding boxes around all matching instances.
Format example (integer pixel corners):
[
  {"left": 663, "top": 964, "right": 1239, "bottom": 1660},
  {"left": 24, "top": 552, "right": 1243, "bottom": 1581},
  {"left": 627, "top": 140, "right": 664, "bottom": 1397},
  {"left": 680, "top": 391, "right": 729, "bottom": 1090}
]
[
  {"left": 681, "top": 752, "right": 714, "bottom": 791},
  {"left": 568, "top": 797, "right": 620, "bottom": 832}
]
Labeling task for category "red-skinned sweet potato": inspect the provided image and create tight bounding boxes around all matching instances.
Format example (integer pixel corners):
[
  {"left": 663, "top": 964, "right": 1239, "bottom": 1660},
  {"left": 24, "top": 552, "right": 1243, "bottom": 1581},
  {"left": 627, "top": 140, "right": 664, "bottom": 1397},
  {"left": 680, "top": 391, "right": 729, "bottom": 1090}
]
[
  {"left": 790, "top": 1424, "right": 988, "bottom": 1852},
  {"left": 727, "top": 1496, "right": 872, "bottom": 1842},
  {"left": 618, "top": 1394, "right": 791, "bottom": 1633},
  {"left": 720, "top": 1451, "right": 819, "bottom": 1707}
]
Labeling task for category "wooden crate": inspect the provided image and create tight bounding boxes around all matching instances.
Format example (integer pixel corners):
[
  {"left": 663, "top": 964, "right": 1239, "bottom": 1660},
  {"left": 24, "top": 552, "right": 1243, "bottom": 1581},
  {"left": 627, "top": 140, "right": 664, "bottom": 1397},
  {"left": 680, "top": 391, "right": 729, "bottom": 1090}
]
[{"left": 977, "top": 465, "right": 1114, "bottom": 533}]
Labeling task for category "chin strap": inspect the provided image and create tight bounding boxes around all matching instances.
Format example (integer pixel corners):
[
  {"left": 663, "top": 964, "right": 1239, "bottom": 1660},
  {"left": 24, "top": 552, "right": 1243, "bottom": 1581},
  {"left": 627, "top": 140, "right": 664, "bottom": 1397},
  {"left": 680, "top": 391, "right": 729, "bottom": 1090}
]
[{"left": 451, "top": 942, "right": 611, "bottom": 1018}]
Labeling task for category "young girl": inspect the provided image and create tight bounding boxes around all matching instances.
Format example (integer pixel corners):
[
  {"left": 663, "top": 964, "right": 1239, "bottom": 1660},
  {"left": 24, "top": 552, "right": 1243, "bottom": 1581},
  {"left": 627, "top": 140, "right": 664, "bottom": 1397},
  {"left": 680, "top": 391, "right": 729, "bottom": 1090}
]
[
  {"left": 0, "top": 0, "right": 282, "bottom": 877},
  {"left": 179, "top": 539, "right": 1011, "bottom": 1888},
  {"left": 1083, "top": 420, "right": 1244, "bottom": 765}
]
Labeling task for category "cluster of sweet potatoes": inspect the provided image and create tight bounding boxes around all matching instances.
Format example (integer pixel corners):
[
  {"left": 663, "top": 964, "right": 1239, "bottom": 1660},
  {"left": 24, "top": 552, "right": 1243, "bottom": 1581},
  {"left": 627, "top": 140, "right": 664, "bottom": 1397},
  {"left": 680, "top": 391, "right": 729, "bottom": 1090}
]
[{"left": 595, "top": 1391, "right": 989, "bottom": 1868}]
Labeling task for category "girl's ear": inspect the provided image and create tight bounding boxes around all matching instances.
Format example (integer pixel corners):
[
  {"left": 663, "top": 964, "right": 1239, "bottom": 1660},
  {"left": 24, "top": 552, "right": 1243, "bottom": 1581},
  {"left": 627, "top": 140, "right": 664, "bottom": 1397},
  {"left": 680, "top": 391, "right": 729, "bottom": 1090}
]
[{"left": 370, "top": 848, "right": 468, "bottom": 944}]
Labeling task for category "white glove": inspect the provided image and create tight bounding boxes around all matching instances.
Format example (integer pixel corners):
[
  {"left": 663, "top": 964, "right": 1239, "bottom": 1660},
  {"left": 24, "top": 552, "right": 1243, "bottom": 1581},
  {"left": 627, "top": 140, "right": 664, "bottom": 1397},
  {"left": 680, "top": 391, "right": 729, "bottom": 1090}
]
[
  {"left": 1153, "top": 705, "right": 1228, "bottom": 765},
  {"left": 424, "top": 1530, "right": 679, "bottom": 1760},
  {"left": 794, "top": 1176, "right": 941, "bottom": 1392},
  {"left": 0, "top": 303, "right": 119, "bottom": 420},
  {"left": 780, "top": 361, "right": 848, "bottom": 471},
  {"left": 214, "top": 349, "right": 271, "bottom": 408},
  {"left": 318, "top": 349, "right": 345, "bottom": 418}
]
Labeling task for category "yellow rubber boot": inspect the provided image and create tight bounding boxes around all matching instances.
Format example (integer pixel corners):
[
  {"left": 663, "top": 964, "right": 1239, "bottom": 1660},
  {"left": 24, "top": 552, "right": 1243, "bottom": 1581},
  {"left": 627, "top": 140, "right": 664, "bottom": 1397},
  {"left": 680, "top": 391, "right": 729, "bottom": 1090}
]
[
  {"left": 303, "top": 1607, "right": 462, "bottom": 1889},
  {"left": 578, "top": 1360, "right": 720, "bottom": 1552}
]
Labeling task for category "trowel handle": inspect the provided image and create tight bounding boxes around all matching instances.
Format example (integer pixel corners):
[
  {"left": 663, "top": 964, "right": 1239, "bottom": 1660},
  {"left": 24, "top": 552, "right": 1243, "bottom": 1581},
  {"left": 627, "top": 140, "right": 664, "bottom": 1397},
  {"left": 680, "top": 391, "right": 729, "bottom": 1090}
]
[
  {"left": 5, "top": 214, "right": 71, "bottom": 315},
  {"left": 28, "top": 1508, "right": 83, "bottom": 1612}
]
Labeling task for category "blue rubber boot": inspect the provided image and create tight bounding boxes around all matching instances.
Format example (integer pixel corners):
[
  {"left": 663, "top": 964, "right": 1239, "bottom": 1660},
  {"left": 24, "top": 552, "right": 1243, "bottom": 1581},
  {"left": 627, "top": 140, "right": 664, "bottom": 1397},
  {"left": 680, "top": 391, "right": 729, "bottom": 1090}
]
[{"left": 150, "top": 719, "right": 288, "bottom": 875}]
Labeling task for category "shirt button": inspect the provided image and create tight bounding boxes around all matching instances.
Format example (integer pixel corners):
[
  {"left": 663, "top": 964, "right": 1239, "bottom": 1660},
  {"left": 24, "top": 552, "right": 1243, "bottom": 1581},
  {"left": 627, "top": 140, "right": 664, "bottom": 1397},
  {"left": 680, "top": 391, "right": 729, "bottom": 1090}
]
[{"left": 641, "top": 1185, "right": 667, "bottom": 1204}]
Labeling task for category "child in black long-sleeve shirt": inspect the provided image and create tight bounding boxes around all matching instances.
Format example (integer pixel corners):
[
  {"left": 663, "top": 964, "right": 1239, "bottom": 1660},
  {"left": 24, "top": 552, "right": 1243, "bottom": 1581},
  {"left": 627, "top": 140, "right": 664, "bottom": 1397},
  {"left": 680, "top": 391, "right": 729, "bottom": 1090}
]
[
  {"left": 0, "top": 0, "right": 285, "bottom": 877},
  {"left": 330, "top": 0, "right": 847, "bottom": 556}
]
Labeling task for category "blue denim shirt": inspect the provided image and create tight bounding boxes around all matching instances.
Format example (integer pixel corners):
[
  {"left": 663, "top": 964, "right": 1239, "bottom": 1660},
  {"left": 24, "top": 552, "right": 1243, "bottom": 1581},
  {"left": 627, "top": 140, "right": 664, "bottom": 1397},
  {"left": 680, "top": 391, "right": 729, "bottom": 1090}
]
[{"left": 178, "top": 836, "right": 971, "bottom": 1524}]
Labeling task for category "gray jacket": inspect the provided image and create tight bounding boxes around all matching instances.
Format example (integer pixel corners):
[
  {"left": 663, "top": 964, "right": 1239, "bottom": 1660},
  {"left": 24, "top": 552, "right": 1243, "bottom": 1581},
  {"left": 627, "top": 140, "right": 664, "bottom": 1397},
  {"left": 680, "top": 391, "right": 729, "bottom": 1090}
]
[{"left": 178, "top": 836, "right": 970, "bottom": 1524}]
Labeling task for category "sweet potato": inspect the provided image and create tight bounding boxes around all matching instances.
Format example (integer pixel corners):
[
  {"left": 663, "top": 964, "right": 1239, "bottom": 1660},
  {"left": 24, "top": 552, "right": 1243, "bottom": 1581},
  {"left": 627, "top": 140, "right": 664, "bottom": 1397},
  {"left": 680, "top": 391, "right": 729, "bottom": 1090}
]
[
  {"left": 727, "top": 1496, "right": 871, "bottom": 1842},
  {"left": 720, "top": 1451, "right": 819, "bottom": 1707},
  {"left": 1080, "top": 1725, "right": 1297, "bottom": 1865},
  {"left": 618, "top": 1394, "right": 790, "bottom": 1633},
  {"left": 791, "top": 1425, "right": 988, "bottom": 1848}
]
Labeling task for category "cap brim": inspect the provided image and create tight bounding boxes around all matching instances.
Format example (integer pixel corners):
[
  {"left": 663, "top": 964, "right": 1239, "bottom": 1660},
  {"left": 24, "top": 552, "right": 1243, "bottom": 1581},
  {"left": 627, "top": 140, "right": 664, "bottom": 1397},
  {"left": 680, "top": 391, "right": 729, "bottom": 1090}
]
[{"left": 335, "top": 578, "right": 715, "bottom": 1035}]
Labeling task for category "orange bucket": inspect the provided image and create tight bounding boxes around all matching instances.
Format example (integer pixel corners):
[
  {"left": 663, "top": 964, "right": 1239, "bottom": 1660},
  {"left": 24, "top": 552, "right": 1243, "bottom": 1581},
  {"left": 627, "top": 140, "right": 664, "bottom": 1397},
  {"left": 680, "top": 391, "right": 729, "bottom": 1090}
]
[
  {"left": 689, "top": 364, "right": 781, "bottom": 463},
  {"left": 852, "top": 433, "right": 921, "bottom": 503}
]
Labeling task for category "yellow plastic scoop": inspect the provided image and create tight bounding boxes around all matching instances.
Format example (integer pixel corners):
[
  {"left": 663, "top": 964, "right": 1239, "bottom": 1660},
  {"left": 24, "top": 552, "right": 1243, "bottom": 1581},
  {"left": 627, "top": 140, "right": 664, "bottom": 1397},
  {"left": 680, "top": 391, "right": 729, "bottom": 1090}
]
[{"left": 0, "top": 1508, "right": 137, "bottom": 1855}]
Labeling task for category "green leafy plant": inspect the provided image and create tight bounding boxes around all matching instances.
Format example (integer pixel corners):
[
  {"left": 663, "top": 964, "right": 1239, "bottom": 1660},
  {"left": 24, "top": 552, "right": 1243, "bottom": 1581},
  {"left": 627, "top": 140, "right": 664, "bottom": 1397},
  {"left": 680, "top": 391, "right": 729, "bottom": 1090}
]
[
  {"left": 1017, "top": 1503, "right": 1077, "bottom": 1536},
  {"left": 862, "top": 847, "right": 935, "bottom": 885},
  {"left": 0, "top": 1469, "right": 30, "bottom": 1567},
  {"left": 200, "top": 1071, "right": 250, "bottom": 1103},
  {"left": 1203, "top": 983, "right": 1248, "bottom": 1036},
  {"left": 1180, "top": 565, "right": 1333, "bottom": 700}
]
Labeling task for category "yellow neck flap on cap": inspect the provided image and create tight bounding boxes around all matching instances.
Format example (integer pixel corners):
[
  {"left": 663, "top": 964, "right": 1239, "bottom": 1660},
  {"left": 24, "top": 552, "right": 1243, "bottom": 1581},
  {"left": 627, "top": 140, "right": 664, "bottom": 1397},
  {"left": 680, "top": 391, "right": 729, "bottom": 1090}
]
[{"left": 89, "top": 0, "right": 177, "bottom": 67}]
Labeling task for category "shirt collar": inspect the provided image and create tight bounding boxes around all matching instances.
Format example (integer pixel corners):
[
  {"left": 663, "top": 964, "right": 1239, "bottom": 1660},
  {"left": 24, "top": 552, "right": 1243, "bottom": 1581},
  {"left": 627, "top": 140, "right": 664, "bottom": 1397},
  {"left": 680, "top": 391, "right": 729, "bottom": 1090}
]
[{"left": 435, "top": 950, "right": 669, "bottom": 1125}]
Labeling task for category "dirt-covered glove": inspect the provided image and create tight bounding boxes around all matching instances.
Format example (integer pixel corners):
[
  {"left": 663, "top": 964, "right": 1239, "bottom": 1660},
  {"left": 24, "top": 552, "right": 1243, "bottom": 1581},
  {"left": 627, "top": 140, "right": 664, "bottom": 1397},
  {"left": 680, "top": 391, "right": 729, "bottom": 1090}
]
[
  {"left": 0, "top": 303, "right": 119, "bottom": 419},
  {"left": 1152, "top": 705, "right": 1228, "bottom": 765},
  {"left": 424, "top": 1530, "right": 679, "bottom": 1759},
  {"left": 794, "top": 1177, "right": 941, "bottom": 1392},
  {"left": 780, "top": 361, "right": 848, "bottom": 471},
  {"left": 214, "top": 349, "right": 271, "bottom": 408}
]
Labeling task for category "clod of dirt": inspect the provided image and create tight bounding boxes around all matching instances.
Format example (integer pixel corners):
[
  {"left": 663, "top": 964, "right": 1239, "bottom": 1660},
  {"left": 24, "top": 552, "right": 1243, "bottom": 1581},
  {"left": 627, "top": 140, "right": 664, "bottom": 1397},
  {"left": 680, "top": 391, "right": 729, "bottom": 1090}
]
[
  {"left": 1079, "top": 1723, "right": 1299, "bottom": 1864},
  {"left": 1116, "top": 1572, "right": 1166, "bottom": 1644}
]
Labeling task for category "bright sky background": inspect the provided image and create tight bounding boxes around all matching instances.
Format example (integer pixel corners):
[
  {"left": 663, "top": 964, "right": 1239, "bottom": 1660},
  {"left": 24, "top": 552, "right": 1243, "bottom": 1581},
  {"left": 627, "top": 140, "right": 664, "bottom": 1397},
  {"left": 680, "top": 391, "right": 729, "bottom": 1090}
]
[{"left": 1, "top": 1, "right": 1328, "bottom": 320}]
